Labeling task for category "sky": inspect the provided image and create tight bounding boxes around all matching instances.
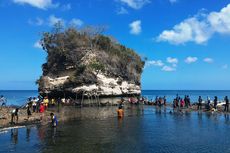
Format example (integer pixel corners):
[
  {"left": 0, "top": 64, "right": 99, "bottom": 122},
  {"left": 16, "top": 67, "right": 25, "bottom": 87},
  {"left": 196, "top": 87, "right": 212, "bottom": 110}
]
[{"left": 0, "top": 0, "right": 230, "bottom": 90}]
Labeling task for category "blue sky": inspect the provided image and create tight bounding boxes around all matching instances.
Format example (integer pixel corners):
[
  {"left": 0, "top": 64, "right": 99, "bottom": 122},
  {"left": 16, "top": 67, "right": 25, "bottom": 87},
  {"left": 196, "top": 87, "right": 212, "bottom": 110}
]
[{"left": 0, "top": 0, "right": 230, "bottom": 90}]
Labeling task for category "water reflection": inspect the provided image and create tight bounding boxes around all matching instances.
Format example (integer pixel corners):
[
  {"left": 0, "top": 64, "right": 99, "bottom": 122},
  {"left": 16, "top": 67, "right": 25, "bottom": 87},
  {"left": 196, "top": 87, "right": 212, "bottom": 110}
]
[
  {"left": 2, "top": 106, "right": 230, "bottom": 153},
  {"left": 26, "top": 126, "right": 31, "bottom": 142},
  {"left": 10, "top": 129, "right": 18, "bottom": 145}
]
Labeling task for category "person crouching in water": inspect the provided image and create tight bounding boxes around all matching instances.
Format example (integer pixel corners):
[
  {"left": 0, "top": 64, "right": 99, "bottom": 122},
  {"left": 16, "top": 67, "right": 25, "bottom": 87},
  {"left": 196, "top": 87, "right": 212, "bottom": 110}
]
[
  {"left": 26, "top": 104, "right": 32, "bottom": 119},
  {"left": 11, "top": 108, "right": 19, "bottom": 124},
  {"left": 50, "top": 113, "right": 58, "bottom": 127},
  {"left": 117, "top": 105, "right": 124, "bottom": 118}
]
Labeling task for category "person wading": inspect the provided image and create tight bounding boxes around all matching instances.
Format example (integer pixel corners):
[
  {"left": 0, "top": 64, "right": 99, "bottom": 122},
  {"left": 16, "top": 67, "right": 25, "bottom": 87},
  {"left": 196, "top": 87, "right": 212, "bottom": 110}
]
[
  {"left": 50, "top": 113, "right": 58, "bottom": 127},
  {"left": 214, "top": 96, "right": 218, "bottom": 111},
  {"left": 198, "top": 96, "right": 202, "bottom": 110},
  {"left": 224, "top": 96, "right": 229, "bottom": 112},
  {"left": 117, "top": 105, "right": 124, "bottom": 118}
]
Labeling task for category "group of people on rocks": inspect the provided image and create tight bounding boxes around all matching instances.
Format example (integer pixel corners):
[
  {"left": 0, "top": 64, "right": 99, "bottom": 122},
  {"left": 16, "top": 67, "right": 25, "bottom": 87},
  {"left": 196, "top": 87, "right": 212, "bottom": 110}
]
[
  {"left": 8, "top": 96, "right": 59, "bottom": 127},
  {"left": 173, "top": 95, "right": 191, "bottom": 109},
  {"left": 144, "top": 96, "right": 167, "bottom": 106},
  {"left": 148, "top": 94, "right": 230, "bottom": 112}
]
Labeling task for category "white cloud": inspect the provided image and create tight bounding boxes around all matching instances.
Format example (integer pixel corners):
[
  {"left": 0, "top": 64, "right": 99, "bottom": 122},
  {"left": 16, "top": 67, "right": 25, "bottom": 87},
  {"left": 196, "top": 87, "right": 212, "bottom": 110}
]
[
  {"left": 129, "top": 20, "right": 142, "bottom": 35},
  {"left": 61, "top": 3, "right": 71, "bottom": 11},
  {"left": 203, "top": 58, "right": 214, "bottom": 63},
  {"left": 117, "top": 7, "right": 128, "bottom": 14},
  {"left": 162, "top": 65, "right": 176, "bottom": 72},
  {"left": 167, "top": 57, "right": 178, "bottom": 64},
  {"left": 13, "top": 0, "right": 58, "bottom": 9},
  {"left": 146, "top": 60, "right": 164, "bottom": 67},
  {"left": 119, "top": 0, "right": 150, "bottom": 9},
  {"left": 169, "top": 0, "right": 177, "bottom": 3},
  {"left": 157, "top": 17, "right": 211, "bottom": 44},
  {"left": 69, "top": 19, "right": 83, "bottom": 27},
  {"left": 185, "top": 56, "right": 198, "bottom": 64},
  {"left": 157, "top": 4, "right": 230, "bottom": 45},
  {"left": 208, "top": 4, "right": 230, "bottom": 34},
  {"left": 28, "top": 17, "right": 44, "bottom": 26},
  {"left": 34, "top": 40, "right": 42, "bottom": 49},
  {"left": 29, "top": 16, "right": 84, "bottom": 28},
  {"left": 48, "top": 15, "right": 65, "bottom": 26},
  {"left": 222, "top": 64, "right": 228, "bottom": 69}
]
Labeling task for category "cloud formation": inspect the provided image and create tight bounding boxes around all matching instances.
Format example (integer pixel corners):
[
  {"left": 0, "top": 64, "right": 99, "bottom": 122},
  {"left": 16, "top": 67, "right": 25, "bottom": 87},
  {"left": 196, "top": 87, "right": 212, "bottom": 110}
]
[
  {"left": 117, "top": 7, "right": 128, "bottom": 14},
  {"left": 48, "top": 15, "right": 65, "bottom": 26},
  {"left": 13, "top": 0, "right": 58, "bottom": 9},
  {"left": 29, "top": 15, "right": 83, "bottom": 28},
  {"left": 28, "top": 17, "right": 44, "bottom": 26},
  {"left": 167, "top": 57, "right": 178, "bottom": 64},
  {"left": 129, "top": 20, "right": 142, "bottom": 35},
  {"left": 146, "top": 59, "right": 176, "bottom": 72},
  {"left": 119, "top": 0, "right": 150, "bottom": 9},
  {"left": 203, "top": 57, "right": 213, "bottom": 63},
  {"left": 162, "top": 65, "right": 176, "bottom": 72},
  {"left": 70, "top": 19, "right": 84, "bottom": 27},
  {"left": 185, "top": 56, "right": 198, "bottom": 64},
  {"left": 222, "top": 64, "right": 228, "bottom": 69},
  {"left": 157, "top": 4, "right": 230, "bottom": 44},
  {"left": 61, "top": 3, "right": 71, "bottom": 11},
  {"left": 146, "top": 60, "right": 164, "bottom": 67},
  {"left": 34, "top": 40, "right": 42, "bottom": 49},
  {"left": 169, "top": 0, "right": 177, "bottom": 3}
]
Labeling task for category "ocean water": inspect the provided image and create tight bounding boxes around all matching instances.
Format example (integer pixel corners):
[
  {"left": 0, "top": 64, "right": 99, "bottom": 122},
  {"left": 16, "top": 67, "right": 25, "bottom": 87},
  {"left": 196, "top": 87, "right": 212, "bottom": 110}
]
[
  {"left": 1, "top": 90, "right": 230, "bottom": 106},
  {"left": 0, "top": 90, "right": 38, "bottom": 106},
  {"left": 1, "top": 106, "right": 230, "bottom": 153}
]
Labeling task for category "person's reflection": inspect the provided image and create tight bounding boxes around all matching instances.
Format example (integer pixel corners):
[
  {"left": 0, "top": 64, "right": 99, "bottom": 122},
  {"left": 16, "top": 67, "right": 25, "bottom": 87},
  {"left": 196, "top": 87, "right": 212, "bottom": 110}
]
[
  {"left": 155, "top": 106, "right": 161, "bottom": 114},
  {"left": 205, "top": 112, "right": 211, "bottom": 119},
  {"left": 224, "top": 113, "right": 229, "bottom": 123},
  {"left": 38, "top": 126, "right": 45, "bottom": 141},
  {"left": 11, "top": 128, "right": 18, "bottom": 144},
  {"left": 117, "top": 117, "right": 123, "bottom": 128},
  {"left": 198, "top": 111, "right": 203, "bottom": 126},
  {"left": 51, "top": 127, "right": 57, "bottom": 144},
  {"left": 26, "top": 127, "right": 31, "bottom": 142}
]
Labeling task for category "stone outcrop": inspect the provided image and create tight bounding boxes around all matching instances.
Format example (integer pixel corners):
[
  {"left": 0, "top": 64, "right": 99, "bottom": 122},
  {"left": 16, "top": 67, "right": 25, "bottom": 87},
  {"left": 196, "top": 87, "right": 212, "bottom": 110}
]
[{"left": 37, "top": 27, "right": 144, "bottom": 98}]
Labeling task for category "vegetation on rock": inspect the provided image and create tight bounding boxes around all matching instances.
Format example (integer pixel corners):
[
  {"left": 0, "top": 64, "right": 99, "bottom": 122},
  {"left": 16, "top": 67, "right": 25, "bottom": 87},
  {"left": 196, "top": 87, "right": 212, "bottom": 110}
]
[{"left": 37, "top": 23, "right": 145, "bottom": 93}]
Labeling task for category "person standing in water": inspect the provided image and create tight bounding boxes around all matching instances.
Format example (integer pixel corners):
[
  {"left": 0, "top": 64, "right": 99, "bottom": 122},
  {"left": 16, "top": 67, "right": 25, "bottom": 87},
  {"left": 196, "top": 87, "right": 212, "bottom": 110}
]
[
  {"left": 50, "top": 113, "right": 58, "bottom": 127},
  {"left": 198, "top": 96, "right": 202, "bottom": 110},
  {"left": 214, "top": 96, "right": 218, "bottom": 110},
  {"left": 224, "top": 96, "right": 229, "bottom": 112},
  {"left": 117, "top": 105, "right": 124, "bottom": 118}
]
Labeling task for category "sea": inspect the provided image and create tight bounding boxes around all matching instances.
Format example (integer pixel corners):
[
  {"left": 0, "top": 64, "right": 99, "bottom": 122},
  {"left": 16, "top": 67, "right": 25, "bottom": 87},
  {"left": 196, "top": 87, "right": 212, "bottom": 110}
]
[
  {"left": 1, "top": 90, "right": 230, "bottom": 153},
  {"left": 1, "top": 90, "right": 230, "bottom": 106}
]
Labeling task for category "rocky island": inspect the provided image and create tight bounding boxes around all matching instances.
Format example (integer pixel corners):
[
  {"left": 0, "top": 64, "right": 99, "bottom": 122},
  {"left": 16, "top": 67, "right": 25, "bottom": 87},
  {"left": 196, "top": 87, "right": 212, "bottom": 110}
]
[{"left": 37, "top": 25, "right": 145, "bottom": 98}]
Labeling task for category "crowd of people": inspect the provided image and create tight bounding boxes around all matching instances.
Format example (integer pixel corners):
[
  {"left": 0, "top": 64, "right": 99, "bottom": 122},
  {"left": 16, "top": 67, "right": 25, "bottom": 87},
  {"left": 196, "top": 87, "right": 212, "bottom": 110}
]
[
  {"left": 142, "top": 94, "right": 230, "bottom": 112},
  {"left": 7, "top": 95, "right": 61, "bottom": 126}
]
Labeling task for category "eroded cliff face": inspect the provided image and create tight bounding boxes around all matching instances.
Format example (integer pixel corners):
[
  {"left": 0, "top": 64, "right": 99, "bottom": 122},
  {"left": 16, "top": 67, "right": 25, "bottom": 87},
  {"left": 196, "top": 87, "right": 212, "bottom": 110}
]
[
  {"left": 39, "top": 73, "right": 141, "bottom": 97},
  {"left": 37, "top": 26, "right": 144, "bottom": 98}
]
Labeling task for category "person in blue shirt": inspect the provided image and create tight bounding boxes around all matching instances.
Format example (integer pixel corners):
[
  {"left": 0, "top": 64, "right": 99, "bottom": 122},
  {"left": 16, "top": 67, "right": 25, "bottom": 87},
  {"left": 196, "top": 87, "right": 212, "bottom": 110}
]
[{"left": 50, "top": 113, "right": 58, "bottom": 127}]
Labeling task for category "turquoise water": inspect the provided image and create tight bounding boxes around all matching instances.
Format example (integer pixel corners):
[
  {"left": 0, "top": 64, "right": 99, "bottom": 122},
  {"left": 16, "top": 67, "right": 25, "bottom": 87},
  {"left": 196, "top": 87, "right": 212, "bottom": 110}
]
[
  {"left": 1, "top": 90, "right": 230, "bottom": 106},
  {"left": 1, "top": 106, "right": 230, "bottom": 153}
]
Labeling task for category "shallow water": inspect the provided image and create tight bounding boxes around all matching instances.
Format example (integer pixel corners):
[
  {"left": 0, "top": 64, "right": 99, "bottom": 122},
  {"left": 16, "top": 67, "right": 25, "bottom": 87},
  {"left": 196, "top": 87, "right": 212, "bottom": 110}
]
[{"left": 1, "top": 106, "right": 230, "bottom": 153}]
